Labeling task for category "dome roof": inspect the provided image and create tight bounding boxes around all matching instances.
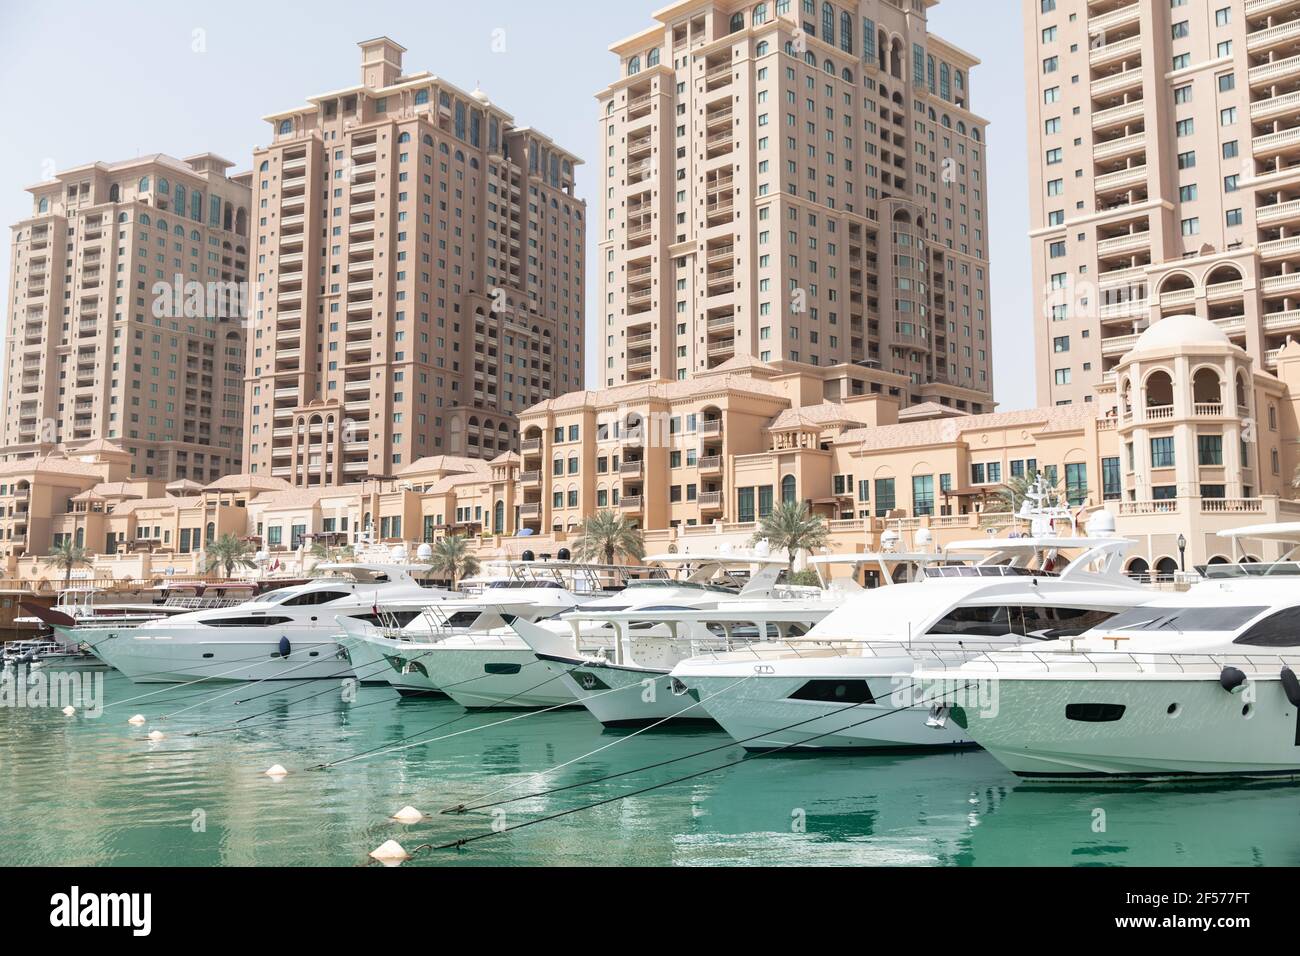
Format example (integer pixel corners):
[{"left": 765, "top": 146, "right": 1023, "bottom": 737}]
[
  {"left": 1130, "top": 314, "right": 1232, "bottom": 354},
  {"left": 470, "top": 86, "right": 491, "bottom": 105}
]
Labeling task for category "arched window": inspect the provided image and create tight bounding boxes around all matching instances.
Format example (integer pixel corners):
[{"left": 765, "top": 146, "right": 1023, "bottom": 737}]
[
  {"left": 191, "top": 190, "right": 202, "bottom": 221},
  {"left": 729, "top": 11, "right": 745, "bottom": 32},
  {"left": 139, "top": 213, "right": 151, "bottom": 226},
  {"left": 139, "top": 176, "right": 150, "bottom": 192},
  {"left": 415, "top": 88, "right": 429, "bottom": 105},
  {"left": 278, "top": 119, "right": 292, "bottom": 135},
  {"left": 627, "top": 55, "right": 641, "bottom": 76},
  {"left": 647, "top": 48, "right": 660, "bottom": 67},
  {"left": 174, "top": 184, "right": 186, "bottom": 213},
  {"left": 757, "top": 40, "right": 770, "bottom": 56},
  {"left": 157, "top": 177, "right": 170, "bottom": 195},
  {"left": 37, "top": 197, "right": 49, "bottom": 213},
  {"left": 753, "top": 3, "right": 768, "bottom": 25},
  {"left": 821, "top": 2, "right": 835, "bottom": 45},
  {"left": 259, "top": 160, "right": 269, "bottom": 172},
  {"left": 398, "top": 131, "right": 411, "bottom": 143},
  {"left": 493, "top": 500, "right": 505, "bottom": 535},
  {"left": 840, "top": 11, "right": 853, "bottom": 54},
  {"left": 781, "top": 475, "right": 797, "bottom": 504},
  {"left": 108, "top": 184, "right": 120, "bottom": 203}
]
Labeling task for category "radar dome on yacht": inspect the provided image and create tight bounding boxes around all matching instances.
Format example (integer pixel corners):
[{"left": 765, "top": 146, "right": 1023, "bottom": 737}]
[
  {"left": 416, "top": 543, "right": 433, "bottom": 561},
  {"left": 915, "top": 527, "right": 933, "bottom": 548},
  {"left": 754, "top": 539, "right": 771, "bottom": 557},
  {"left": 390, "top": 545, "right": 408, "bottom": 563},
  {"left": 1130, "top": 314, "right": 1232, "bottom": 354},
  {"left": 880, "top": 529, "right": 900, "bottom": 552},
  {"left": 1086, "top": 510, "right": 1117, "bottom": 537},
  {"left": 720, "top": 542, "right": 734, "bottom": 556},
  {"left": 255, "top": 550, "right": 269, "bottom": 564}
]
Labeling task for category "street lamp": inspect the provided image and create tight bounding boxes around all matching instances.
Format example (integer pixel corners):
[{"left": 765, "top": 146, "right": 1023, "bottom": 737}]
[{"left": 1177, "top": 533, "right": 1187, "bottom": 573}]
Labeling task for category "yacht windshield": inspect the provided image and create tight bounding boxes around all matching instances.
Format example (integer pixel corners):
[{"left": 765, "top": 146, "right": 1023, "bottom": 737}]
[{"left": 1099, "top": 606, "right": 1267, "bottom": 633}]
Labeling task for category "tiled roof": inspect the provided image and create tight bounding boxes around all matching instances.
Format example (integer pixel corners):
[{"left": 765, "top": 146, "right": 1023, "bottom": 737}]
[
  {"left": 395, "top": 455, "right": 490, "bottom": 477},
  {"left": 0, "top": 456, "right": 106, "bottom": 479},
  {"left": 203, "top": 474, "right": 293, "bottom": 493},
  {"left": 526, "top": 371, "right": 789, "bottom": 413},
  {"left": 768, "top": 403, "right": 869, "bottom": 431},
  {"left": 838, "top": 404, "right": 1096, "bottom": 452}
]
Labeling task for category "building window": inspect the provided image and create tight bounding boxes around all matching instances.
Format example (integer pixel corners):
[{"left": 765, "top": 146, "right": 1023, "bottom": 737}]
[
  {"left": 1101, "top": 457, "right": 1122, "bottom": 501},
  {"left": 912, "top": 475, "right": 934, "bottom": 517},
  {"left": 1151, "top": 437, "right": 1176, "bottom": 469},
  {"left": 873, "top": 478, "right": 896, "bottom": 517}
]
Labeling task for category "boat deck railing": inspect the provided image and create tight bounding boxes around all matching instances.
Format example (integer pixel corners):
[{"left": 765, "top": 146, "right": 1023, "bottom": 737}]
[{"left": 959, "top": 645, "right": 1300, "bottom": 676}]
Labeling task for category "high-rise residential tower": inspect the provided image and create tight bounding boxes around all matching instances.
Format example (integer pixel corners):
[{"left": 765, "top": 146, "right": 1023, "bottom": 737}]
[
  {"left": 3, "top": 154, "right": 251, "bottom": 482},
  {"left": 597, "top": 0, "right": 994, "bottom": 411},
  {"left": 1026, "top": 0, "right": 1300, "bottom": 406},
  {"left": 244, "top": 38, "right": 586, "bottom": 486}
]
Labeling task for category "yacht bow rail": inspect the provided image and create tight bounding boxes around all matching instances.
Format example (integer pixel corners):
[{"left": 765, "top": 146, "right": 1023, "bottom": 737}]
[{"left": 961, "top": 646, "right": 1300, "bottom": 676}]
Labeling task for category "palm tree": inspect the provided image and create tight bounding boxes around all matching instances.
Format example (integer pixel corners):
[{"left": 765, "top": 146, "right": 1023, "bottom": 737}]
[
  {"left": 752, "top": 501, "right": 828, "bottom": 579},
  {"left": 572, "top": 510, "right": 645, "bottom": 566},
  {"left": 204, "top": 534, "right": 256, "bottom": 579},
  {"left": 430, "top": 534, "right": 480, "bottom": 590},
  {"left": 45, "top": 539, "right": 92, "bottom": 593}
]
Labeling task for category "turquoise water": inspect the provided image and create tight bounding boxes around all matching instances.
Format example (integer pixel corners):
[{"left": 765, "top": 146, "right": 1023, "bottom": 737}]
[{"left": 1, "top": 670, "right": 1298, "bottom": 867}]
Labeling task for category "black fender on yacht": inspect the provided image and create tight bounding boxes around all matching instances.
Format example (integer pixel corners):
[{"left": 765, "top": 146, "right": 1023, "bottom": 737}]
[
  {"left": 1280, "top": 667, "right": 1300, "bottom": 708},
  {"left": 279, "top": 637, "right": 292, "bottom": 659},
  {"left": 1219, "top": 666, "right": 1248, "bottom": 694}
]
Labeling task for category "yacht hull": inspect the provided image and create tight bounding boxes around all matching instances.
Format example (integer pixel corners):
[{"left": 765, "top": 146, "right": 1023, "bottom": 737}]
[
  {"left": 674, "top": 656, "right": 975, "bottom": 751},
  {"left": 424, "top": 646, "right": 576, "bottom": 710},
  {"left": 74, "top": 625, "right": 352, "bottom": 684},
  {"left": 955, "top": 676, "right": 1300, "bottom": 778},
  {"left": 337, "top": 633, "right": 397, "bottom": 686},
  {"left": 540, "top": 655, "right": 715, "bottom": 727}
]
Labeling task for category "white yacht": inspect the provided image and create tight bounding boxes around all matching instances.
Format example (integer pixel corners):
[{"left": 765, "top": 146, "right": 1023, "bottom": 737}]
[
  {"left": 338, "top": 560, "right": 628, "bottom": 693},
  {"left": 513, "top": 551, "right": 965, "bottom": 727},
  {"left": 369, "top": 553, "right": 806, "bottom": 710},
  {"left": 920, "top": 523, "right": 1300, "bottom": 779},
  {"left": 670, "top": 524, "right": 1154, "bottom": 751},
  {"left": 64, "top": 564, "right": 457, "bottom": 684}
]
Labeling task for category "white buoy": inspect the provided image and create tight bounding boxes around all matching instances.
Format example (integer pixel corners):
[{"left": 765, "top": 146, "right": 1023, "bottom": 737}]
[
  {"left": 264, "top": 764, "right": 289, "bottom": 779},
  {"left": 369, "top": 839, "right": 410, "bottom": 863},
  {"left": 128, "top": 714, "right": 147, "bottom": 726},
  {"left": 392, "top": 806, "right": 425, "bottom": 824},
  {"left": 62, "top": 706, "right": 76, "bottom": 717},
  {"left": 148, "top": 730, "right": 165, "bottom": 741}
]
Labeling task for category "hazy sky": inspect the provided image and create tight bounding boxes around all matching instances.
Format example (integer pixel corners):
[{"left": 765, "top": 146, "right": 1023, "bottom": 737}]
[{"left": 0, "top": 0, "right": 1035, "bottom": 409}]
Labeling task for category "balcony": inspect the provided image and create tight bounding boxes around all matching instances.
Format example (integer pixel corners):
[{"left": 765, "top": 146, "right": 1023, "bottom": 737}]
[
  {"left": 520, "top": 470, "right": 541, "bottom": 485},
  {"left": 1258, "top": 199, "right": 1300, "bottom": 224},
  {"left": 519, "top": 503, "right": 541, "bottom": 519},
  {"left": 1097, "top": 231, "right": 1151, "bottom": 255},
  {"left": 620, "top": 461, "right": 643, "bottom": 478},
  {"left": 698, "top": 491, "right": 723, "bottom": 511},
  {"left": 1246, "top": 17, "right": 1300, "bottom": 53},
  {"left": 1260, "top": 235, "right": 1300, "bottom": 259},
  {"left": 1253, "top": 126, "right": 1300, "bottom": 155},
  {"left": 1088, "top": 1, "right": 1140, "bottom": 33},
  {"left": 699, "top": 419, "right": 722, "bottom": 437},
  {"left": 620, "top": 496, "right": 644, "bottom": 512},
  {"left": 1092, "top": 132, "right": 1145, "bottom": 161},
  {"left": 1089, "top": 35, "right": 1142, "bottom": 68},
  {"left": 1095, "top": 164, "right": 1148, "bottom": 191},
  {"left": 1251, "top": 90, "right": 1300, "bottom": 122},
  {"left": 1249, "top": 53, "right": 1300, "bottom": 87},
  {"left": 1090, "top": 68, "right": 1143, "bottom": 98},
  {"left": 1263, "top": 272, "right": 1300, "bottom": 294},
  {"left": 698, "top": 455, "right": 722, "bottom": 473}
]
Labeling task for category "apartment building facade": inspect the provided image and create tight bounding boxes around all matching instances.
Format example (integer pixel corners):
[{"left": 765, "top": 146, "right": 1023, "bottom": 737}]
[
  {"left": 243, "top": 37, "right": 585, "bottom": 487},
  {"left": 8, "top": 324, "right": 1298, "bottom": 580},
  {"left": 597, "top": 0, "right": 995, "bottom": 409},
  {"left": 1027, "top": 0, "right": 1300, "bottom": 406},
  {"left": 3, "top": 154, "right": 251, "bottom": 482}
]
